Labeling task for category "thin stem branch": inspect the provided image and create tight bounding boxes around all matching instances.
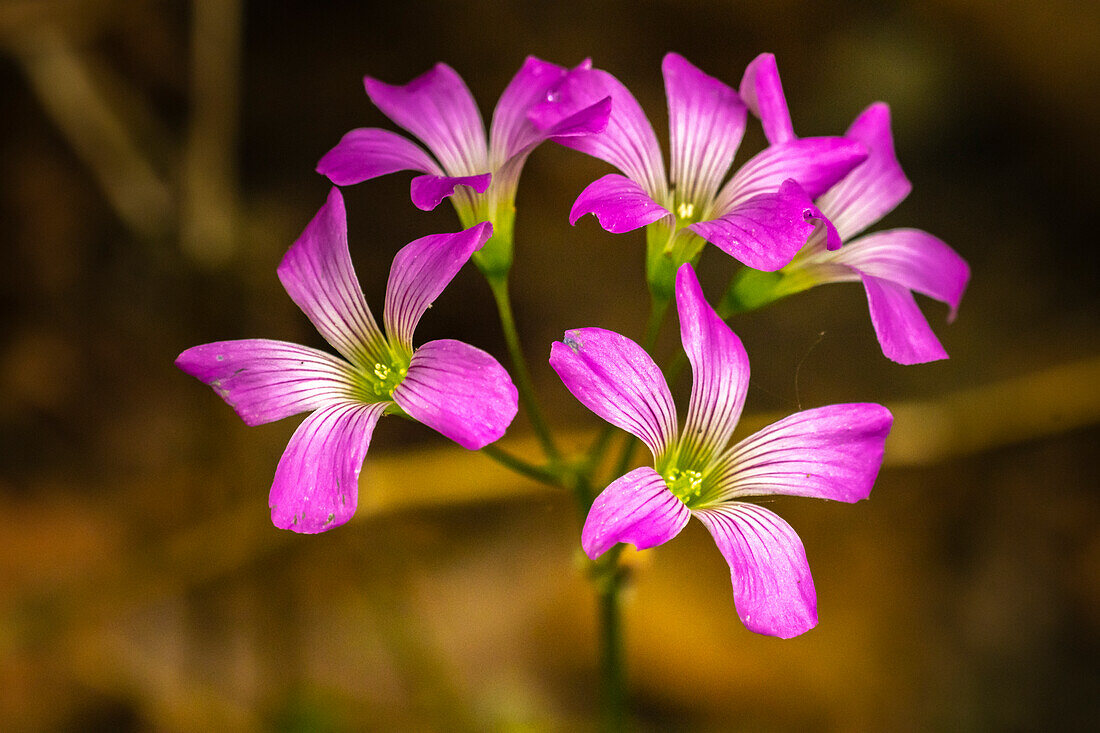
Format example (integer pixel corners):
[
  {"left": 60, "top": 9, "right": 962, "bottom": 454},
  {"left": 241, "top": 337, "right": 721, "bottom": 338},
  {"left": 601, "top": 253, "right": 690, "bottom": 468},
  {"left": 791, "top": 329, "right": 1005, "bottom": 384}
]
[
  {"left": 479, "top": 444, "right": 562, "bottom": 488},
  {"left": 593, "top": 545, "right": 627, "bottom": 732},
  {"left": 486, "top": 274, "right": 561, "bottom": 462}
]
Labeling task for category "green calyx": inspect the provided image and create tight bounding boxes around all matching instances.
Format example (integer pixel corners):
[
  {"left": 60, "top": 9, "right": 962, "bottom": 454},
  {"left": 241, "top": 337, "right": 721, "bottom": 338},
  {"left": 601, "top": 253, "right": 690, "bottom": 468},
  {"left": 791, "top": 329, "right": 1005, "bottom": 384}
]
[{"left": 645, "top": 221, "right": 706, "bottom": 302}]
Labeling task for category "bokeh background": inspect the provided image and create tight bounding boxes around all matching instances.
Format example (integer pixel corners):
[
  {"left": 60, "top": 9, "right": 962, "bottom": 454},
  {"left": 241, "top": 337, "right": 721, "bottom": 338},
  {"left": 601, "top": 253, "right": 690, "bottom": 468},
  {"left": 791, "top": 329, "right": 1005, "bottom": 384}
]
[{"left": 2, "top": 1, "right": 1097, "bottom": 730}]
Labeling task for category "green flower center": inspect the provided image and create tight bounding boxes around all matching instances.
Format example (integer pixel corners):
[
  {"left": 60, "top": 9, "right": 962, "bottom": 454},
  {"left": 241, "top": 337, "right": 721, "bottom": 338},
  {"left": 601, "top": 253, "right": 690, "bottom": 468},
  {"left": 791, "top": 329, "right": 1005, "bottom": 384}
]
[
  {"left": 663, "top": 467, "right": 705, "bottom": 504},
  {"left": 350, "top": 352, "right": 409, "bottom": 402}
]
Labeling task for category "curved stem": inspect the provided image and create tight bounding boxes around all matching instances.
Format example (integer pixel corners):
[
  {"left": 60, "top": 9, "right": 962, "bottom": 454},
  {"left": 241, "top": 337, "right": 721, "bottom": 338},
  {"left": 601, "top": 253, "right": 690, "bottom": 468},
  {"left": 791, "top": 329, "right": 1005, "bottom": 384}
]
[
  {"left": 486, "top": 273, "right": 561, "bottom": 462},
  {"left": 479, "top": 444, "right": 564, "bottom": 488}
]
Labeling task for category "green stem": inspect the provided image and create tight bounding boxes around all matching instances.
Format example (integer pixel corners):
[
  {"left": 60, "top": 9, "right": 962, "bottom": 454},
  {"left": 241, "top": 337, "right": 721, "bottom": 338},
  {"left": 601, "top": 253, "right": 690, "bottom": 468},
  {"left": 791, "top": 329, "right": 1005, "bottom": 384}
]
[
  {"left": 486, "top": 273, "right": 561, "bottom": 462},
  {"left": 593, "top": 545, "right": 626, "bottom": 732},
  {"left": 479, "top": 444, "right": 563, "bottom": 488}
]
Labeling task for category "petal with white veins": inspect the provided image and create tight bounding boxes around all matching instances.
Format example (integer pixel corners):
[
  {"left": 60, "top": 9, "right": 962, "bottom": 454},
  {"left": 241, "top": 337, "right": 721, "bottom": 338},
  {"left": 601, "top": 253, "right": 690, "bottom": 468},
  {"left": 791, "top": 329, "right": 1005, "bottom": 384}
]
[
  {"left": 277, "top": 188, "right": 385, "bottom": 364},
  {"left": 861, "top": 274, "right": 949, "bottom": 364},
  {"left": 714, "top": 137, "right": 867, "bottom": 212},
  {"left": 695, "top": 504, "right": 818, "bottom": 638},
  {"left": 675, "top": 265, "right": 750, "bottom": 466},
  {"left": 409, "top": 173, "right": 492, "bottom": 211},
  {"left": 529, "top": 64, "right": 666, "bottom": 198},
  {"left": 712, "top": 403, "right": 892, "bottom": 503},
  {"left": 176, "top": 339, "right": 353, "bottom": 426},
  {"left": 569, "top": 174, "right": 670, "bottom": 233},
  {"left": 316, "top": 127, "right": 442, "bottom": 186},
  {"left": 838, "top": 228, "right": 970, "bottom": 320},
  {"left": 663, "top": 53, "right": 747, "bottom": 206},
  {"left": 383, "top": 222, "right": 492, "bottom": 352},
  {"left": 365, "top": 63, "right": 488, "bottom": 176},
  {"left": 269, "top": 401, "right": 389, "bottom": 534},
  {"left": 549, "top": 328, "right": 678, "bottom": 460},
  {"left": 739, "top": 53, "right": 796, "bottom": 145},
  {"left": 816, "top": 103, "right": 912, "bottom": 241},
  {"left": 690, "top": 179, "right": 820, "bottom": 272},
  {"left": 392, "top": 339, "right": 518, "bottom": 450},
  {"left": 582, "top": 467, "right": 691, "bottom": 559}
]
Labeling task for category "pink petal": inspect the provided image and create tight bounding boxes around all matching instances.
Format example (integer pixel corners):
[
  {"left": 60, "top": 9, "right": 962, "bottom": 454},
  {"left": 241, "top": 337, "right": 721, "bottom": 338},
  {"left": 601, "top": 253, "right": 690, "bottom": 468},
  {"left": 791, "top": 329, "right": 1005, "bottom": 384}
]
[
  {"left": 690, "top": 179, "right": 819, "bottom": 271},
  {"left": 738, "top": 53, "right": 795, "bottom": 145},
  {"left": 662, "top": 53, "right": 747, "bottom": 206},
  {"left": 582, "top": 467, "right": 690, "bottom": 559},
  {"left": 364, "top": 63, "right": 488, "bottom": 176},
  {"left": 549, "top": 328, "right": 678, "bottom": 461},
  {"left": 714, "top": 137, "right": 868, "bottom": 212},
  {"left": 528, "top": 63, "right": 666, "bottom": 198},
  {"left": 176, "top": 339, "right": 353, "bottom": 426},
  {"left": 569, "top": 174, "right": 670, "bottom": 233},
  {"left": 391, "top": 339, "right": 518, "bottom": 450},
  {"left": 816, "top": 103, "right": 912, "bottom": 240},
  {"left": 861, "top": 274, "right": 949, "bottom": 364},
  {"left": 409, "top": 173, "right": 492, "bottom": 211},
  {"left": 674, "top": 265, "right": 750, "bottom": 465},
  {"left": 269, "top": 401, "right": 388, "bottom": 534},
  {"left": 316, "top": 127, "right": 441, "bottom": 186},
  {"left": 382, "top": 222, "right": 492, "bottom": 352},
  {"left": 277, "top": 188, "right": 386, "bottom": 364},
  {"left": 713, "top": 403, "right": 893, "bottom": 503},
  {"left": 838, "top": 228, "right": 970, "bottom": 320},
  {"left": 695, "top": 504, "right": 817, "bottom": 638},
  {"left": 490, "top": 57, "right": 610, "bottom": 165}
]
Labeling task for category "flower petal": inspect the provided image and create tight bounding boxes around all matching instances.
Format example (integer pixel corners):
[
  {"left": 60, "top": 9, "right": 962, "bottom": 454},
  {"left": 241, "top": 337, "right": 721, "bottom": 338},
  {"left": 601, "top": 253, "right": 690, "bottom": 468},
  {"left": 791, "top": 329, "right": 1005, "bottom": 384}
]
[
  {"left": 712, "top": 403, "right": 892, "bottom": 502},
  {"left": 738, "top": 53, "right": 795, "bottom": 145},
  {"left": 529, "top": 64, "right": 667, "bottom": 198},
  {"left": 675, "top": 265, "right": 750, "bottom": 466},
  {"left": 364, "top": 63, "right": 488, "bottom": 176},
  {"left": 714, "top": 137, "right": 868, "bottom": 213},
  {"left": 277, "top": 188, "right": 385, "bottom": 364},
  {"left": 490, "top": 56, "right": 570, "bottom": 163},
  {"left": 549, "top": 328, "right": 678, "bottom": 460},
  {"left": 837, "top": 228, "right": 970, "bottom": 320},
  {"left": 409, "top": 173, "right": 492, "bottom": 211},
  {"left": 316, "top": 127, "right": 441, "bottom": 186},
  {"left": 269, "top": 401, "right": 388, "bottom": 534},
  {"left": 391, "top": 339, "right": 518, "bottom": 450},
  {"left": 176, "top": 339, "right": 353, "bottom": 426},
  {"left": 490, "top": 57, "right": 610, "bottom": 163},
  {"left": 582, "top": 467, "right": 690, "bottom": 559},
  {"left": 861, "top": 274, "right": 949, "bottom": 364},
  {"left": 569, "top": 173, "right": 670, "bottom": 233},
  {"left": 694, "top": 504, "right": 817, "bottom": 638},
  {"left": 816, "top": 103, "right": 912, "bottom": 240},
  {"left": 690, "top": 179, "right": 819, "bottom": 271},
  {"left": 663, "top": 53, "right": 747, "bottom": 206},
  {"left": 382, "top": 222, "right": 493, "bottom": 351}
]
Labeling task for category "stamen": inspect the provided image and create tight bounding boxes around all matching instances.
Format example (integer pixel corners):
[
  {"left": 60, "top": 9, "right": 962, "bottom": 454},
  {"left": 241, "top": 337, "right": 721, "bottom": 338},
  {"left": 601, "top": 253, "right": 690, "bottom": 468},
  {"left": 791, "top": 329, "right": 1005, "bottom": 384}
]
[{"left": 664, "top": 467, "right": 704, "bottom": 503}]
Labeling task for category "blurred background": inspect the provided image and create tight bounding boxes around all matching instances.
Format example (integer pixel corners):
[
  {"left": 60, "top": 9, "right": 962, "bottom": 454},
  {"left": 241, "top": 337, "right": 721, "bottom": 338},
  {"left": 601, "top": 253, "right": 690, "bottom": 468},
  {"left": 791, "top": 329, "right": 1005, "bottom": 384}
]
[{"left": 1, "top": 0, "right": 1097, "bottom": 730}]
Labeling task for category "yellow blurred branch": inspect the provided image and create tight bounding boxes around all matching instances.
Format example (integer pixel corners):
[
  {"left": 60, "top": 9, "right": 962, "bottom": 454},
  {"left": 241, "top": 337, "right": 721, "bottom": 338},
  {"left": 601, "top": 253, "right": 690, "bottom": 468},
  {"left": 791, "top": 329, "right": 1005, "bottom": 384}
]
[{"left": 3, "top": 23, "right": 172, "bottom": 240}]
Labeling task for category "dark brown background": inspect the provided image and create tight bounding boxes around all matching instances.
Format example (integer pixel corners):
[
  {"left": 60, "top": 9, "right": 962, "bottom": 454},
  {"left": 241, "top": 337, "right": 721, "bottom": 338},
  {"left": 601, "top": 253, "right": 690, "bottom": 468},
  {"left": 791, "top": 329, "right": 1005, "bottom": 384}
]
[{"left": 1, "top": 1, "right": 1097, "bottom": 730}]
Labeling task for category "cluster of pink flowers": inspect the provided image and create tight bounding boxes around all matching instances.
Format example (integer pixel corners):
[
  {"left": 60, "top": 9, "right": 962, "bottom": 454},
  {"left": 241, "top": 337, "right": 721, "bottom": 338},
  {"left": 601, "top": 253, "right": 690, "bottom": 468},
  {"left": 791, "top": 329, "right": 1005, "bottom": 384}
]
[{"left": 179, "top": 52, "right": 967, "bottom": 638}]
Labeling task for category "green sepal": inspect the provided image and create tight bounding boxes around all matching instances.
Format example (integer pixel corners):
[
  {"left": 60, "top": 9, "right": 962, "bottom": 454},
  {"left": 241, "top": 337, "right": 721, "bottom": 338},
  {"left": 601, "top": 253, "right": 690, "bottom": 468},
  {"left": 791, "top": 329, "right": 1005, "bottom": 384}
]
[
  {"left": 645, "top": 222, "right": 706, "bottom": 302},
  {"left": 470, "top": 205, "right": 515, "bottom": 278}
]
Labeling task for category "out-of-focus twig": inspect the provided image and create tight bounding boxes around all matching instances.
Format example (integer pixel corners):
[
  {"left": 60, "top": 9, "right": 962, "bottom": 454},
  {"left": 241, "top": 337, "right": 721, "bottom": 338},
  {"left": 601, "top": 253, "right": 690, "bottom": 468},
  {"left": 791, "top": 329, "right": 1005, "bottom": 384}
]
[
  {"left": 182, "top": 0, "right": 242, "bottom": 265},
  {"left": 3, "top": 24, "right": 172, "bottom": 240}
]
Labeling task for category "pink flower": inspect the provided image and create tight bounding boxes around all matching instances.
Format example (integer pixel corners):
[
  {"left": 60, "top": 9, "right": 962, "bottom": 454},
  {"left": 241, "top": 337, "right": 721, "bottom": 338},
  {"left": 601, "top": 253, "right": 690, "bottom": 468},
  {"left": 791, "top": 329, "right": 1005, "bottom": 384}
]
[
  {"left": 550, "top": 264, "right": 892, "bottom": 637},
  {"left": 529, "top": 53, "right": 866, "bottom": 281},
  {"left": 177, "top": 189, "right": 518, "bottom": 532},
  {"left": 734, "top": 55, "right": 970, "bottom": 364}
]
